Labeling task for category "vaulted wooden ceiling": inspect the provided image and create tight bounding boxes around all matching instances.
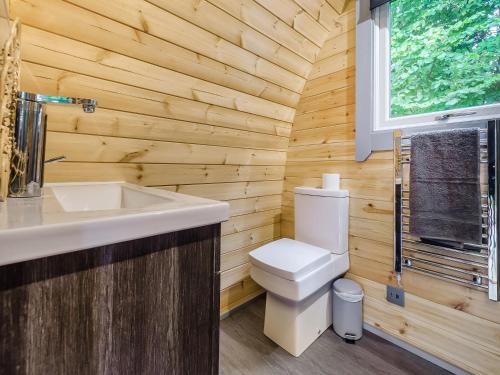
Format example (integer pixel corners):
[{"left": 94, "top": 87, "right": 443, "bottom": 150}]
[{"left": 9, "top": 0, "right": 349, "bottom": 310}]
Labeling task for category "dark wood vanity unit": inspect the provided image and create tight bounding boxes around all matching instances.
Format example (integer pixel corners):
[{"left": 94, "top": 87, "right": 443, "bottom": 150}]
[{"left": 0, "top": 224, "right": 221, "bottom": 375}]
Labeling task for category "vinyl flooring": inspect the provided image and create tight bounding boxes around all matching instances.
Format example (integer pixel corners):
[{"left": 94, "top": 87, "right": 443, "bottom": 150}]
[{"left": 219, "top": 296, "right": 451, "bottom": 375}]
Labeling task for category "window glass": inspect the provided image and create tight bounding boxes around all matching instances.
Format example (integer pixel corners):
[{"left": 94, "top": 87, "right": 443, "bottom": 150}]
[{"left": 389, "top": 0, "right": 500, "bottom": 118}]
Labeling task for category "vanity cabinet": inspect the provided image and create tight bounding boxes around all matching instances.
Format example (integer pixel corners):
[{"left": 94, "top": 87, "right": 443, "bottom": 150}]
[{"left": 0, "top": 224, "right": 220, "bottom": 375}]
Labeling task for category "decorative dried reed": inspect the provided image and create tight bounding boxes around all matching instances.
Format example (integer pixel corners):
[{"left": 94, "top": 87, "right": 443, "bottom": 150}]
[{"left": 0, "top": 18, "right": 21, "bottom": 202}]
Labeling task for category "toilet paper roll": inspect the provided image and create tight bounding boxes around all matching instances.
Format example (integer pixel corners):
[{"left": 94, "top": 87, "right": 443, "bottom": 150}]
[{"left": 322, "top": 173, "right": 340, "bottom": 190}]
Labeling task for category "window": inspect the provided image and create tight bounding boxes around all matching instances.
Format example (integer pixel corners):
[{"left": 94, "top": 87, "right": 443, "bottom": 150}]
[{"left": 373, "top": 0, "right": 500, "bottom": 130}]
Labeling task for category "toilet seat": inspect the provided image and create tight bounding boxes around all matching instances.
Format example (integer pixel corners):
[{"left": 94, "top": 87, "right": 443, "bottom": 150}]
[
  {"left": 249, "top": 239, "right": 349, "bottom": 302},
  {"left": 249, "top": 238, "right": 331, "bottom": 280}
]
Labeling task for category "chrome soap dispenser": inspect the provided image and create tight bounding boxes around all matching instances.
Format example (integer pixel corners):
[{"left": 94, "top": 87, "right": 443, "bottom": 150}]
[{"left": 9, "top": 92, "right": 97, "bottom": 198}]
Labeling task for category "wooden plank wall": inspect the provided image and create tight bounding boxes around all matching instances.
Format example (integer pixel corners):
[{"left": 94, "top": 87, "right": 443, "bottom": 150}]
[
  {"left": 281, "top": 1, "right": 500, "bottom": 374},
  {"left": 8, "top": 0, "right": 346, "bottom": 313},
  {"left": 11, "top": 1, "right": 499, "bottom": 372}
]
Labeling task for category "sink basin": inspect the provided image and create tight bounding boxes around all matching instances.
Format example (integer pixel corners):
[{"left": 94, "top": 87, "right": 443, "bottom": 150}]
[
  {"left": 0, "top": 182, "right": 229, "bottom": 266},
  {"left": 50, "top": 183, "right": 173, "bottom": 212}
]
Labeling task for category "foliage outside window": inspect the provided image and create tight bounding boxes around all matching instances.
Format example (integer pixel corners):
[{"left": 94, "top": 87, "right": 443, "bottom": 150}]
[{"left": 390, "top": 0, "right": 499, "bottom": 118}]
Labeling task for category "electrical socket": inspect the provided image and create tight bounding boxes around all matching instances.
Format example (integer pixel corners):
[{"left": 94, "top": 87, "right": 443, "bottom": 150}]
[{"left": 386, "top": 285, "right": 405, "bottom": 307}]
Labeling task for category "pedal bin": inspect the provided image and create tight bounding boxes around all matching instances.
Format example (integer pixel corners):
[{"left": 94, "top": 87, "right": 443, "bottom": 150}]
[{"left": 332, "top": 278, "right": 364, "bottom": 341}]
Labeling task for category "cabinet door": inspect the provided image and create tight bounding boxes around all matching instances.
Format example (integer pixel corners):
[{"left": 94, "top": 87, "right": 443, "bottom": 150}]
[{"left": 0, "top": 224, "right": 221, "bottom": 375}]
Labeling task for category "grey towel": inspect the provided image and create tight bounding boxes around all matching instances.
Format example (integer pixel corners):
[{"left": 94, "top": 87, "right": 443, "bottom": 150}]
[{"left": 409, "top": 128, "right": 482, "bottom": 244}]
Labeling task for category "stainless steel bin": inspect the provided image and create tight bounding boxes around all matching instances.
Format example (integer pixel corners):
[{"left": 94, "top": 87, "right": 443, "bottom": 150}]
[{"left": 332, "top": 279, "right": 364, "bottom": 342}]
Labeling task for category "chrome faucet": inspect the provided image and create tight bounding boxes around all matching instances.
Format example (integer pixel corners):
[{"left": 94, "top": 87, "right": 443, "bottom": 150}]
[{"left": 8, "top": 92, "right": 97, "bottom": 198}]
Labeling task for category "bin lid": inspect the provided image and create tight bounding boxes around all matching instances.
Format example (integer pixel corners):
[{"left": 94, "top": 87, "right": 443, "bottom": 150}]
[{"left": 333, "top": 279, "right": 363, "bottom": 296}]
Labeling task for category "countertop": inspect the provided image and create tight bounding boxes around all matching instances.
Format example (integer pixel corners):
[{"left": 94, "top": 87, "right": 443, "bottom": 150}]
[{"left": 0, "top": 182, "right": 229, "bottom": 266}]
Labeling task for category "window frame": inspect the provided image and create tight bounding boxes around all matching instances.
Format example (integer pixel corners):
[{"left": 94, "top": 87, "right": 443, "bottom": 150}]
[
  {"left": 355, "top": 0, "right": 500, "bottom": 160},
  {"left": 373, "top": 3, "right": 500, "bottom": 131}
]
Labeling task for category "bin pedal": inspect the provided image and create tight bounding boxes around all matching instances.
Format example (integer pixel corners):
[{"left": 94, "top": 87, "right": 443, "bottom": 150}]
[{"left": 344, "top": 333, "right": 356, "bottom": 344}]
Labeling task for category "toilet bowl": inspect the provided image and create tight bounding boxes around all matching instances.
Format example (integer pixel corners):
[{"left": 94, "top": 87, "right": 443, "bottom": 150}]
[{"left": 249, "top": 186, "right": 349, "bottom": 357}]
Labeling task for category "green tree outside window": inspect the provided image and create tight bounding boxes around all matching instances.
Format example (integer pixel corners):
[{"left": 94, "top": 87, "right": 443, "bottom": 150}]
[{"left": 390, "top": 0, "right": 500, "bottom": 117}]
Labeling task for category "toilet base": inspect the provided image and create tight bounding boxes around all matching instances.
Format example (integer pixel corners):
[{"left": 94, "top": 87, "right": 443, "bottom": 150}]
[{"left": 263, "top": 283, "right": 332, "bottom": 357}]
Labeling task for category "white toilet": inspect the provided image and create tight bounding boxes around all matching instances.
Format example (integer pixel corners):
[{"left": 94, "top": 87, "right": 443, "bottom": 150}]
[{"left": 249, "top": 185, "right": 349, "bottom": 357}]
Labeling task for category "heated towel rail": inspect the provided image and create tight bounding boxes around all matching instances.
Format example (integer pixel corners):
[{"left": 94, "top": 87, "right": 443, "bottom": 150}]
[{"left": 394, "top": 119, "right": 499, "bottom": 301}]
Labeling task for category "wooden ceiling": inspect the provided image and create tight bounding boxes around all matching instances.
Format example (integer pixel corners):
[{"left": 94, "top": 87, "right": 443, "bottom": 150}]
[{"left": 10, "top": 0, "right": 348, "bottom": 311}]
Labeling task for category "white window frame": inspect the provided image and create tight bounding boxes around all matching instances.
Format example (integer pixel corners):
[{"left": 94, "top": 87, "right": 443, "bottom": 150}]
[
  {"left": 355, "top": 0, "right": 500, "bottom": 161},
  {"left": 373, "top": 3, "right": 500, "bottom": 131}
]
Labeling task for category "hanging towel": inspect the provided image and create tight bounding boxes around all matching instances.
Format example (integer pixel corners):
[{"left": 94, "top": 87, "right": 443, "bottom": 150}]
[{"left": 409, "top": 128, "right": 482, "bottom": 244}]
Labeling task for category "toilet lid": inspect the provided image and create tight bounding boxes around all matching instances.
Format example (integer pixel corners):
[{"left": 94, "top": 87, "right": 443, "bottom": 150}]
[{"left": 249, "top": 238, "right": 330, "bottom": 281}]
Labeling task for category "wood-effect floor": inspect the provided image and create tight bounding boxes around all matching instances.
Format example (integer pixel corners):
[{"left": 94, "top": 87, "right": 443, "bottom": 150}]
[{"left": 219, "top": 296, "right": 451, "bottom": 375}]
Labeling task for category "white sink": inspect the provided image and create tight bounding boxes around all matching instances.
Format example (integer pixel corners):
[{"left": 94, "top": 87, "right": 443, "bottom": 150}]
[
  {"left": 0, "top": 182, "right": 229, "bottom": 266},
  {"left": 50, "top": 183, "right": 173, "bottom": 212}
]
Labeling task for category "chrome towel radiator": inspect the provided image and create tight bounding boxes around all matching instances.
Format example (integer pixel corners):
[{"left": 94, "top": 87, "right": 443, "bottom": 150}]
[{"left": 394, "top": 119, "right": 499, "bottom": 301}]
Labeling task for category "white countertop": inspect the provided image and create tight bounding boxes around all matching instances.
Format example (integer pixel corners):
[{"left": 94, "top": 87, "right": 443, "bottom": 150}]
[{"left": 0, "top": 182, "right": 229, "bottom": 266}]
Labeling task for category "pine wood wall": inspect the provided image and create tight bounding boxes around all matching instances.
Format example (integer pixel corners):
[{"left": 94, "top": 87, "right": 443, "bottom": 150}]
[
  {"left": 10, "top": 1, "right": 497, "bottom": 373},
  {"left": 8, "top": 0, "right": 349, "bottom": 314},
  {"left": 281, "top": 2, "right": 500, "bottom": 374}
]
